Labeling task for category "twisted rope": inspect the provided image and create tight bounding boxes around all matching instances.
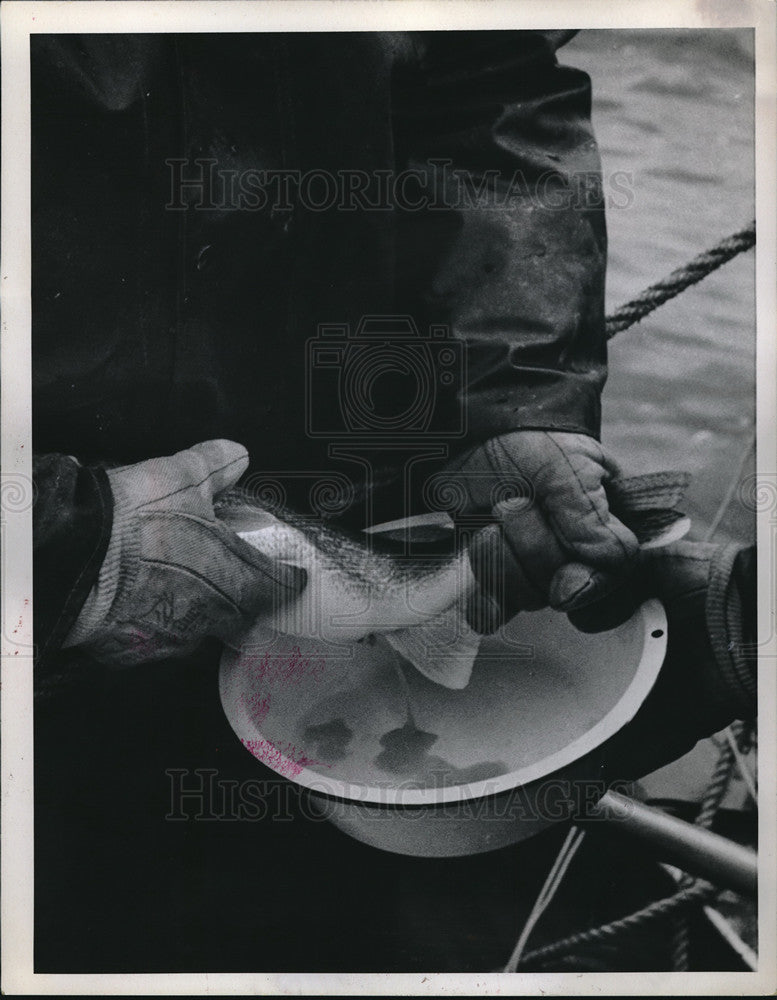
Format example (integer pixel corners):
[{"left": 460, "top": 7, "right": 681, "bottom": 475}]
[
  {"left": 696, "top": 727, "right": 740, "bottom": 829},
  {"left": 671, "top": 719, "right": 746, "bottom": 968},
  {"left": 605, "top": 222, "right": 755, "bottom": 338},
  {"left": 520, "top": 879, "right": 718, "bottom": 968},
  {"left": 671, "top": 911, "right": 691, "bottom": 971}
]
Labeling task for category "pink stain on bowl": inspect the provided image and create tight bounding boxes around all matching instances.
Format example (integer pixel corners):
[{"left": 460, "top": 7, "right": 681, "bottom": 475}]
[{"left": 240, "top": 736, "right": 330, "bottom": 779}]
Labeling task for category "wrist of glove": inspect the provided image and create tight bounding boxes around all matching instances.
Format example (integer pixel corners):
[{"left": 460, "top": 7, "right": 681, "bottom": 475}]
[
  {"left": 64, "top": 440, "right": 306, "bottom": 666},
  {"left": 628, "top": 540, "right": 754, "bottom": 716},
  {"left": 445, "top": 431, "right": 639, "bottom": 633},
  {"left": 596, "top": 539, "right": 756, "bottom": 781}
]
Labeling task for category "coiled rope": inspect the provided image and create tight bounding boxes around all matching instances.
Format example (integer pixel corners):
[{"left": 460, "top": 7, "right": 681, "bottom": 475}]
[{"left": 605, "top": 221, "right": 756, "bottom": 338}]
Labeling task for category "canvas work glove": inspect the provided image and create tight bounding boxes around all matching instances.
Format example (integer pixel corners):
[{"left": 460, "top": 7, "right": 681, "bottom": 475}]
[
  {"left": 443, "top": 431, "right": 639, "bottom": 633},
  {"left": 64, "top": 440, "right": 307, "bottom": 666},
  {"left": 598, "top": 540, "right": 756, "bottom": 779}
]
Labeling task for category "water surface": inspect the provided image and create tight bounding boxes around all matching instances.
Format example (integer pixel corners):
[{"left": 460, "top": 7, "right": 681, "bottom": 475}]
[{"left": 566, "top": 29, "right": 756, "bottom": 544}]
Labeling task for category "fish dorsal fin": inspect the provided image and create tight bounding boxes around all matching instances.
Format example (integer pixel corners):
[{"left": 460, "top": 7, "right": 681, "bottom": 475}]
[{"left": 384, "top": 603, "right": 482, "bottom": 690}]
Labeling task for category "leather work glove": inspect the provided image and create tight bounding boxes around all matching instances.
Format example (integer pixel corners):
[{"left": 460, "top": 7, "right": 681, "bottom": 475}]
[
  {"left": 599, "top": 540, "right": 756, "bottom": 780},
  {"left": 63, "top": 440, "right": 306, "bottom": 666},
  {"left": 442, "top": 431, "right": 639, "bottom": 633}
]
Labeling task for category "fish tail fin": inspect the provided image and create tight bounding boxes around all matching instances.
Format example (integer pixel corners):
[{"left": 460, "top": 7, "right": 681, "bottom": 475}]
[{"left": 607, "top": 471, "right": 692, "bottom": 546}]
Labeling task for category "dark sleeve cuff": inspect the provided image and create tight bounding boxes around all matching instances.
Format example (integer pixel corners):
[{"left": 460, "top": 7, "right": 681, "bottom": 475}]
[
  {"left": 33, "top": 454, "right": 113, "bottom": 671},
  {"left": 706, "top": 543, "right": 757, "bottom": 718},
  {"left": 460, "top": 364, "right": 604, "bottom": 447}
]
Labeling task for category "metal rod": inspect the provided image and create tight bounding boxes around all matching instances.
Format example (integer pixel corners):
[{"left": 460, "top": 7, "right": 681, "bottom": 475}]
[{"left": 581, "top": 790, "right": 757, "bottom": 898}]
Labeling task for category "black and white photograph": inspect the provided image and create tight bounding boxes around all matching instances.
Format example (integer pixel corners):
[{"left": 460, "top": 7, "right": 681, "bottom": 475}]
[{"left": 1, "top": 0, "right": 775, "bottom": 994}]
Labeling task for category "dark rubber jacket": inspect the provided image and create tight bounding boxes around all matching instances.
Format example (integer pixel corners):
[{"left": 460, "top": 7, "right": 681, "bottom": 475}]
[{"left": 32, "top": 30, "right": 608, "bottom": 661}]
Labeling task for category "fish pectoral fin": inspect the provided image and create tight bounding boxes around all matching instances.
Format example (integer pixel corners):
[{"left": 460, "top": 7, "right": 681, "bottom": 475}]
[{"left": 384, "top": 605, "right": 482, "bottom": 690}]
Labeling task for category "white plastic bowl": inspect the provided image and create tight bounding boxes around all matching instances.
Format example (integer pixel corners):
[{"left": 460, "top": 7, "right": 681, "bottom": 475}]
[{"left": 219, "top": 599, "right": 666, "bottom": 856}]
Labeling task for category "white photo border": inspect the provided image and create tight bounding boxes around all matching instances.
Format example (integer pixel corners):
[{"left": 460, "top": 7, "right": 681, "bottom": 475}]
[{"left": 2, "top": 1, "right": 775, "bottom": 994}]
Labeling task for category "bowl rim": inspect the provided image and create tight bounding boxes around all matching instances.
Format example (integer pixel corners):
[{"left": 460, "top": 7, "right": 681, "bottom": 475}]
[{"left": 219, "top": 598, "right": 667, "bottom": 807}]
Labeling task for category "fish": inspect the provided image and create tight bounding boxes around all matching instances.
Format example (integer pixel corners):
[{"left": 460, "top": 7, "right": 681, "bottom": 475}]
[
  {"left": 215, "top": 471, "right": 691, "bottom": 691},
  {"left": 217, "top": 496, "right": 482, "bottom": 689}
]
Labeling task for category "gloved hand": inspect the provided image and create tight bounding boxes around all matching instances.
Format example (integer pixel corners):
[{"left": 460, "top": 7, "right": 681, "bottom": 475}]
[
  {"left": 599, "top": 540, "right": 756, "bottom": 780},
  {"left": 63, "top": 440, "right": 307, "bottom": 666},
  {"left": 442, "top": 431, "right": 639, "bottom": 633}
]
